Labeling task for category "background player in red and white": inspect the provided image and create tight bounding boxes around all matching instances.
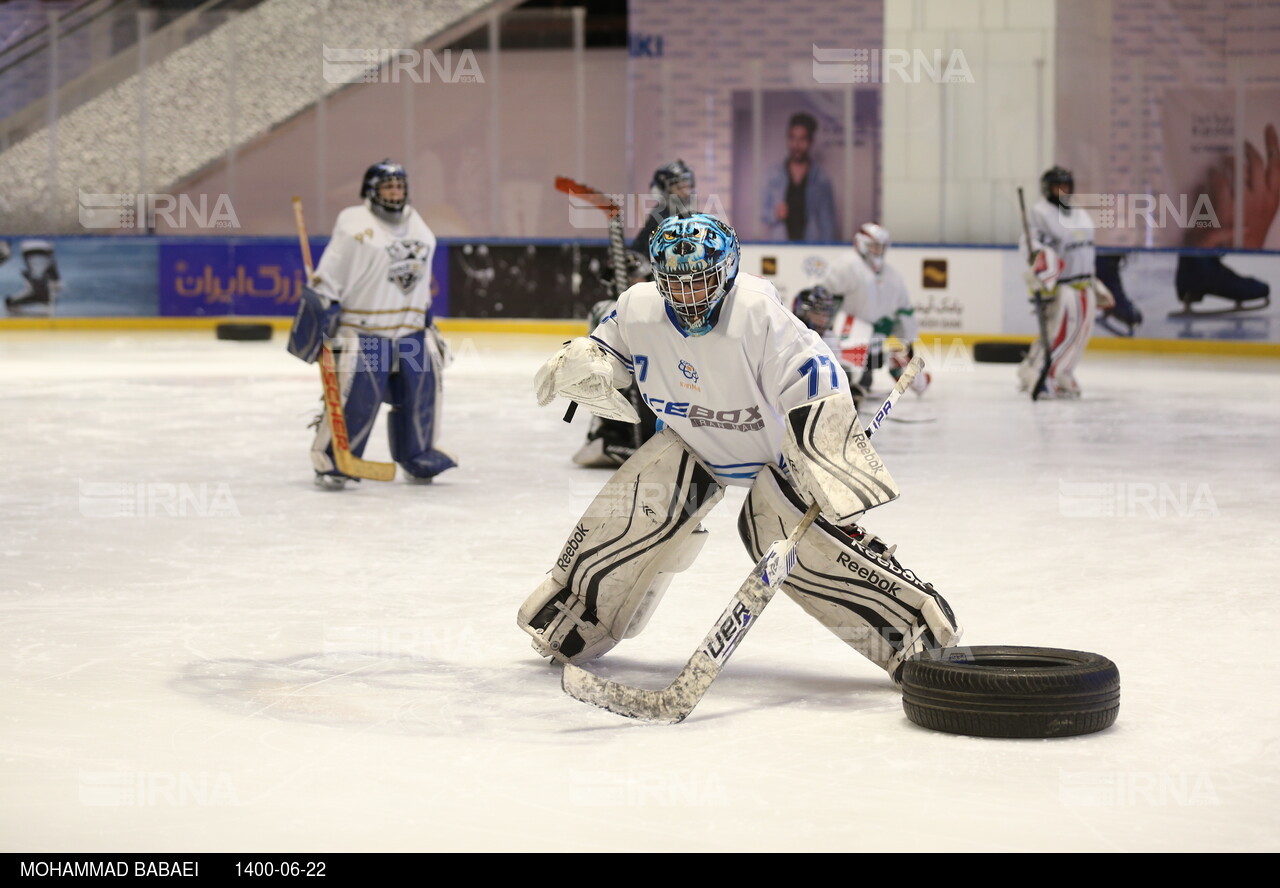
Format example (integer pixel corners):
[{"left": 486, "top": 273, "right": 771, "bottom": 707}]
[
  {"left": 819, "top": 222, "right": 929, "bottom": 401},
  {"left": 1018, "top": 166, "right": 1115, "bottom": 399},
  {"left": 520, "top": 214, "right": 960, "bottom": 683},
  {"left": 287, "top": 160, "right": 456, "bottom": 488}
]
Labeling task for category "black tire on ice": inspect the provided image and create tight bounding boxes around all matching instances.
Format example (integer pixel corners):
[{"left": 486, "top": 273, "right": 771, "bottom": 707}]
[
  {"left": 900, "top": 645, "right": 1120, "bottom": 739},
  {"left": 215, "top": 322, "right": 273, "bottom": 341},
  {"left": 971, "top": 341, "right": 1029, "bottom": 363}
]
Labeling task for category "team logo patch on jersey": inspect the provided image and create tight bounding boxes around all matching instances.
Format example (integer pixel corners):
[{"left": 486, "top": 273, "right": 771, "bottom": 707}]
[
  {"left": 385, "top": 239, "right": 431, "bottom": 294},
  {"left": 678, "top": 360, "right": 699, "bottom": 383}
]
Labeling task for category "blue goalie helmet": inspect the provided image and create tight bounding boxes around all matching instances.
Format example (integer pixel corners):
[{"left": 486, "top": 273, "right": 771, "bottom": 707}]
[
  {"left": 360, "top": 160, "right": 408, "bottom": 219},
  {"left": 648, "top": 214, "right": 740, "bottom": 336}
]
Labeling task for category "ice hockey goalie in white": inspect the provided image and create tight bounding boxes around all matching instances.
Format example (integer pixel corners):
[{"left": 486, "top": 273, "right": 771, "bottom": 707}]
[{"left": 520, "top": 214, "right": 961, "bottom": 682}]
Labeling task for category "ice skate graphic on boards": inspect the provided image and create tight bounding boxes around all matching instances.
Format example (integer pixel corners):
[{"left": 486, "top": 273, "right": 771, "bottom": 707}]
[{"left": 1169, "top": 255, "right": 1270, "bottom": 318}]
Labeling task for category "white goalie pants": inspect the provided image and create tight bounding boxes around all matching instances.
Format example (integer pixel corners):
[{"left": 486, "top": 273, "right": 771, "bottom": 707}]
[{"left": 1018, "top": 282, "right": 1097, "bottom": 398}]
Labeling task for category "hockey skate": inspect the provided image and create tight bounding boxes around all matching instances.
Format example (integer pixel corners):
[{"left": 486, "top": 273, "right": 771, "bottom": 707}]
[
  {"left": 1170, "top": 255, "right": 1270, "bottom": 318},
  {"left": 1054, "top": 372, "right": 1082, "bottom": 399},
  {"left": 313, "top": 472, "right": 354, "bottom": 491},
  {"left": 571, "top": 436, "right": 630, "bottom": 468}
]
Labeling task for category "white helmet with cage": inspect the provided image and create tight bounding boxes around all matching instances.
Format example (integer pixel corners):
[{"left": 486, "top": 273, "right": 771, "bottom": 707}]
[{"left": 854, "top": 222, "right": 890, "bottom": 273}]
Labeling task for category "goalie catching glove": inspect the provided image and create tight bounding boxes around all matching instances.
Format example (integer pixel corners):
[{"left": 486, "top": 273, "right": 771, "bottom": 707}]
[{"left": 535, "top": 337, "right": 640, "bottom": 423}]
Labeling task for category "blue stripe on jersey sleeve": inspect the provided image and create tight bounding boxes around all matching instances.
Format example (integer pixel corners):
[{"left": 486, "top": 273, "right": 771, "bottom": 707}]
[
  {"left": 706, "top": 461, "right": 770, "bottom": 470},
  {"left": 714, "top": 470, "right": 763, "bottom": 480},
  {"left": 589, "top": 336, "right": 633, "bottom": 369}
]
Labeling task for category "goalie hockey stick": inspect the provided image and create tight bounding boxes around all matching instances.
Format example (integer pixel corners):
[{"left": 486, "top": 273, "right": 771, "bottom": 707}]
[
  {"left": 1017, "top": 187, "right": 1054, "bottom": 402},
  {"left": 554, "top": 176, "right": 628, "bottom": 298},
  {"left": 292, "top": 196, "right": 396, "bottom": 482},
  {"left": 561, "top": 356, "right": 925, "bottom": 724},
  {"left": 553, "top": 176, "right": 634, "bottom": 431}
]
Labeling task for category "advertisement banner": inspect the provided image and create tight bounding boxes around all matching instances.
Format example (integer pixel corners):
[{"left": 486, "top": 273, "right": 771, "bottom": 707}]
[
  {"left": 1, "top": 236, "right": 159, "bottom": 317},
  {"left": 158, "top": 238, "right": 319, "bottom": 317},
  {"left": 448, "top": 241, "right": 612, "bottom": 320},
  {"left": 158, "top": 237, "right": 450, "bottom": 318},
  {"left": 739, "top": 243, "right": 1003, "bottom": 335}
]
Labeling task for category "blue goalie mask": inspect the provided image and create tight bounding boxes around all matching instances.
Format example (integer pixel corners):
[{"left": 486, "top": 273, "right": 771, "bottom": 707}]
[{"left": 648, "top": 214, "right": 740, "bottom": 335}]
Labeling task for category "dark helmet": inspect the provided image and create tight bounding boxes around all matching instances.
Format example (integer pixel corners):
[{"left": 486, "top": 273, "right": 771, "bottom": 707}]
[
  {"left": 1040, "top": 166, "right": 1073, "bottom": 207},
  {"left": 650, "top": 159, "right": 696, "bottom": 215},
  {"left": 793, "top": 286, "right": 835, "bottom": 332},
  {"left": 650, "top": 159, "right": 695, "bottom": 195},
  {"left": 361, "top": 160, "right": 409, "bottom": 219}
]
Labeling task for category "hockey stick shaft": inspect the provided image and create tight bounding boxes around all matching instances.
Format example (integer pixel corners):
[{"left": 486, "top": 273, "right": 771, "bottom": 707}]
[
  {"left": 554, "top": 177, "right": 628, "bottom": 429},
  {"left": 561, "top": 359, "right": 924, "bottom": 723},
  {"left": 1017, "top": 187, "right": 1054, "bottom": 401},
  {"left": 864, "top": 355, "right": 922, "bottom": 440},
  {"left": 292, "top": 196, "right": 396, "bottom": 482}
]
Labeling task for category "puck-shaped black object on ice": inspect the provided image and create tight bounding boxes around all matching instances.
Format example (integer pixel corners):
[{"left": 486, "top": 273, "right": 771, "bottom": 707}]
[
  {"left": 971, "top": 341, "right": 1030, "bottom": 363},
  {"left": 900, "top": 645, "right": 1119, "bottom": 738},
  {"left": 215, "top": 322, "right": 273, "bottom": 341}
]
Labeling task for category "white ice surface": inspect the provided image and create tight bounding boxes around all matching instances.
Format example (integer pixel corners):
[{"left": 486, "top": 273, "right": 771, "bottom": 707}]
[{"left": 2, "top": 330, "right": 1278, "bottom": 853}]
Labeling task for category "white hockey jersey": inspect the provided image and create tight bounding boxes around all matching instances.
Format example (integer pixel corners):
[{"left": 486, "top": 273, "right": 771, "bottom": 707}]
[
  {"left": 820, "top": 253, "right": 919, "bottom": 342},
  {"left": 1024, "top": 198, "right": 1095, "bottom": 284},
  {"left": 312, "top": 203, "right": 437, "bottom": 339},
  {"left": 590, "top": 273, "right": 846, "bottom": 487}
]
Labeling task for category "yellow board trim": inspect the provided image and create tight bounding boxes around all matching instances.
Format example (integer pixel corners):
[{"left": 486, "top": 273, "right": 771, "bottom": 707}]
[
  {"left": 0, "top": 316, "right": 1276, "bottom": 355},
  {"left": 913, "top": 332, "right": 1280, "bottom": 358}
]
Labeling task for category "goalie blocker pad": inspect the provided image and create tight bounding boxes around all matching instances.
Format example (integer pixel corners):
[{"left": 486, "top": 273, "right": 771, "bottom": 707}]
[
  {"left": 286, "top": 285, "right": 342, "bottom": 364},
  {"left": 518, "top": 428, "right": 723, "bottom": 663},
  {"left": 782, "top": 392, "right": 899, "bottom": 525},
  {"left": 739, "top": 466, "right": 961, "bottom": 681}
]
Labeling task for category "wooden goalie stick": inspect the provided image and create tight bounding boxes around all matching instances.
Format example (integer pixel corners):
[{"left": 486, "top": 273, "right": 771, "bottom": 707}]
[
  {"left": 554, "top": 176, "right": 629, "bottom": 299},
  {"left": 292, "top": 196, "right": 396, "bottom": 482},
  {"left": 1017, "top": 187, "right": 1054, "bottom": 402},
  {"left": 553, "top": 176, "right": 638, "bottom": 438},
  {"left": 561, "top": 356, "right": 926, "bottom": 724}
]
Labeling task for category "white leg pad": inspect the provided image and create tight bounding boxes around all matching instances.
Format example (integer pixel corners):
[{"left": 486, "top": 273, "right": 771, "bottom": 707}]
[
  {"left": 622, "top": 526, "right": 710, "bottom": 639},
  {"left": 518, "top": 428, "right": 723, "bottom": 663},
  {"left": 738, "top": 466, "right": 962, "bottom": 681}
]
